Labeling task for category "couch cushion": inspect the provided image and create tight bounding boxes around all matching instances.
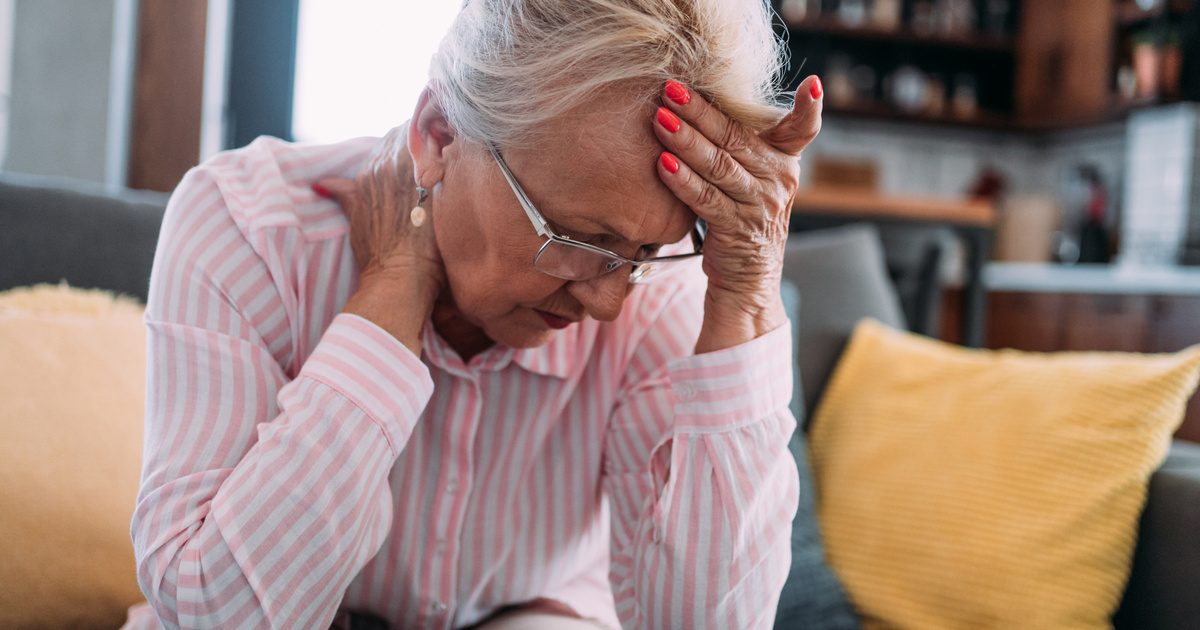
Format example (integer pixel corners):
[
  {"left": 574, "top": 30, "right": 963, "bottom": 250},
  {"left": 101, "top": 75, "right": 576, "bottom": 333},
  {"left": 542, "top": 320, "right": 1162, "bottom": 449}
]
[
  {"left": 0, "top": 284, "right": 147, "bottom": 629},
  {"left": 808, "top": 319, "right": 1200, "bottom": 629},
  {"left": 0, "top": 173, "right": 168, "bottom": 301},
  {"left": 774, "top": 279, "right": 859, "bottom": 629},
  {"left": 782, "top": 225, "right": 905, "bottom": 422},
  {"left": 1114, "top": 441, "right": 1200, "bottom": 628}
]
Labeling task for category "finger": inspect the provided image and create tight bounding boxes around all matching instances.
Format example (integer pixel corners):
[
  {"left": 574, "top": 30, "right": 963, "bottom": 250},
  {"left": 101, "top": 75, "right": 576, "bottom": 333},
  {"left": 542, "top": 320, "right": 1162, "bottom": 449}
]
[
  {"left": 759, "top": 75, "right": 823, "bottom": 156},
  {"left": 312, "top": 177, "right": 357, "bottom": 205},
  {"left": 660, "top": 80, "right": 773, "bottom": 174},
  {"left": 652, "top": 106, "right": 759, "bottom": 204},
  {"left": 656, "top": 151, "right": 738, "bottom": 229}
]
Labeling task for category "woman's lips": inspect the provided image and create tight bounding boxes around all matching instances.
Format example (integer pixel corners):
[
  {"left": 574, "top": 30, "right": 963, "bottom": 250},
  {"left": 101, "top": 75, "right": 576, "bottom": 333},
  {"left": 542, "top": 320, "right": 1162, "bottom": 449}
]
[{"left": 534, "top": 309, "right": 574, "bottom": 329}]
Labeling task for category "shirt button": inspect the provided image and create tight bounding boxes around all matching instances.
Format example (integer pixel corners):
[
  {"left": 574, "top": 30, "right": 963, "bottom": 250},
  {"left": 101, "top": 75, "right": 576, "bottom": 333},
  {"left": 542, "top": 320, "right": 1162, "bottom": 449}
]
[
  {"left": 431, "top": 601, "right": 447, "bottom": 614},
  {"left": 678, "top": 384, "right": 696, "bottom": 400}
]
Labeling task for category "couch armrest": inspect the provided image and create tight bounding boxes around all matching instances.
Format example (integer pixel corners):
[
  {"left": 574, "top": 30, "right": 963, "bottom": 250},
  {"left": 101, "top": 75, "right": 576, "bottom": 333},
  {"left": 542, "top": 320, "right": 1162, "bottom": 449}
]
[{"left": 1114, "top": 440, "right": 1200, "bottom": 629}]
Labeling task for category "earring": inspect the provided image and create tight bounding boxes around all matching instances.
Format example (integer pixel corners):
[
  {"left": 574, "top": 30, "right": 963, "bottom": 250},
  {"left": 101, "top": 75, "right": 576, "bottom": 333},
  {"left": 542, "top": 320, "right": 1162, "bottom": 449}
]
[{"left": 410, "top": 185, "right": 429, "bottom": 227}]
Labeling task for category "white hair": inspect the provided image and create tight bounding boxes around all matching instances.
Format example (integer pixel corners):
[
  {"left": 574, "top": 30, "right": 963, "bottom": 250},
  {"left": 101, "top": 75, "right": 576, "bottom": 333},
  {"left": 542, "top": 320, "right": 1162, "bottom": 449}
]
[{"left": 428, "top": 0, "right": 792, "bottom": 151}]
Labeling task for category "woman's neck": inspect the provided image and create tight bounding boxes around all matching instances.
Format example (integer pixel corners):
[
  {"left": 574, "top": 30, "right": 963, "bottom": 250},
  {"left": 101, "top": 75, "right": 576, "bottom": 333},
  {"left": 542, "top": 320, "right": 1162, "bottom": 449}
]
[{"left": 430, "top": 296, "right": 494, "bottom": 363}]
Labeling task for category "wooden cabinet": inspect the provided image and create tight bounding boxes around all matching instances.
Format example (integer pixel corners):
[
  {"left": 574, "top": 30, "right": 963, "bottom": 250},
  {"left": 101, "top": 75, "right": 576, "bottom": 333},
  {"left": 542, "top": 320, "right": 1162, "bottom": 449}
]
[
  {"left": 773, "top": 0, "right": 1196, "bottom": 130},
  {"left": 1015, "top": 0, "right": 1116, "bottom": 126},
  {"left": 942, "top": 290, "right": 1200, "bottom": 442}
]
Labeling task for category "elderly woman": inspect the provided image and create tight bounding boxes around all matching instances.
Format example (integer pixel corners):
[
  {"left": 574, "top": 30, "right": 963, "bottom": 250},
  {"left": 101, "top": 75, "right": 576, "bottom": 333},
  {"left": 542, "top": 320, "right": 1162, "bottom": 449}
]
[{"left": 126, "top": 0, "right": 822, "bottom": 628}]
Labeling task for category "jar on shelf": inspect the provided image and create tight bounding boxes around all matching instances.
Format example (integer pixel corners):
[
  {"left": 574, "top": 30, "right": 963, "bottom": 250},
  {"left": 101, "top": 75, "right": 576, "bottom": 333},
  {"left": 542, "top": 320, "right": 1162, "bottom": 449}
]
[
  {"left": 779, "top": 0, "right": 813, "bottom": 24},
  {"left": 889, "top": 65, "right": 930, "bottom": 113},
  {"left": 936, "top": 0, "right": 976, "bottom": 36},
  {"left": 952, "top": 74, "right": 978, "bottom": 118},
  {"left": 827, "top": 55, "right": 858, "bottom": 107},
  {"left": 838, "top": 0, "right": 869, "bottom": 27},
  {"left": 911, "top": 0, "right": 936, "bottom": 35},
  {"left": 872, "top": 0, "right": 902, "bottom": 31},
  {"left": 850, "top": 65, "right": 877, "bottom": 103}
]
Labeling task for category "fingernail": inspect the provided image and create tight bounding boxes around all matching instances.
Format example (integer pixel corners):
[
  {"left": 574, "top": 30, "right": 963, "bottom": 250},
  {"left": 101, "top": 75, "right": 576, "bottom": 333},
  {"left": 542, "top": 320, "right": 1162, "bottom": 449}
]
[
  {"left": 809, "top": 76, "right": 823, "bottom": 101},
  {"left": 660, "top": 151, "right": 680, "bottom": 174},
  {"left": 312, "top": 183, "right": 333, "bottom": 199},
  {"left": 665, "top": 80, "right": 691, "bottom": 106},
  {"left": 656, "top": 106, "right": 681, "bottom": 133}
]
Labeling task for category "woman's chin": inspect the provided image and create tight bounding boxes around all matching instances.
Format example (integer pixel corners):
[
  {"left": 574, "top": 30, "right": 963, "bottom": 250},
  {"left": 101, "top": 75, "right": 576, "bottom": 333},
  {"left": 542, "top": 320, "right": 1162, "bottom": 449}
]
[{"left": 485, "top": 314, "right": 560, "bottom": 349}]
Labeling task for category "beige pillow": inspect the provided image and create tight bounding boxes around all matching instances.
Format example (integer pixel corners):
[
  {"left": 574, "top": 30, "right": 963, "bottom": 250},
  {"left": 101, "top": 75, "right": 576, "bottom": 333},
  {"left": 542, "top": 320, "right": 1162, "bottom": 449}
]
[
  {"left": 809, "top": 319, "right": 1200, "bottom": 629},
  {"left": 0, "top": 284, "right": 146, "bottom": 629}
]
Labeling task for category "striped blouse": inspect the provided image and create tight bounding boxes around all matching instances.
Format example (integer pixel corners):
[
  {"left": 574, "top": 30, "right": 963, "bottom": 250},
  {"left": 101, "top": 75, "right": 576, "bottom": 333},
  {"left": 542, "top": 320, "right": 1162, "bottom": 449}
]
[{"left": 124, "top": 136, "right": 800, "bottom": 630}]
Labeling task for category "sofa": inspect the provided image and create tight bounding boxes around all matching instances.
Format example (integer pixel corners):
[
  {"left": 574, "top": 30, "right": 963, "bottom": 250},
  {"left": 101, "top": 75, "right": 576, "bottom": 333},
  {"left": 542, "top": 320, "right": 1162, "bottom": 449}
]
[{"left": 1, "top": 171, "right": 1198, "bottom": 629}]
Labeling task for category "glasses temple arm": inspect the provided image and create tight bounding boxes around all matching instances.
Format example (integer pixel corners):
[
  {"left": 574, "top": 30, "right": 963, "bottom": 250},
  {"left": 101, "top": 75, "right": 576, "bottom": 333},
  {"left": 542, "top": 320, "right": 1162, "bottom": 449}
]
[{"left": 488, "top": 145, "right": 554, "bottom": 238}]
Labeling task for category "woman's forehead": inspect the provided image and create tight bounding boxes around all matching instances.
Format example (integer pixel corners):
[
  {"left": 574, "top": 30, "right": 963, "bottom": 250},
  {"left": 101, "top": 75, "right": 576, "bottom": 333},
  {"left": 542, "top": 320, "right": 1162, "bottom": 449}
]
[{"left": 502, "top": 96, "right": 695, "bottom": 242}]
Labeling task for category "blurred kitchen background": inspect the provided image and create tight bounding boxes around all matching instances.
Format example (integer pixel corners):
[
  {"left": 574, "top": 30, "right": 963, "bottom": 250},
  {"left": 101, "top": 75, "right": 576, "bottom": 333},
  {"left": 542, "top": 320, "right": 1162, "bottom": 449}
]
[{"left": 0, "top": 0, "right": 1198, "bottom": 432}]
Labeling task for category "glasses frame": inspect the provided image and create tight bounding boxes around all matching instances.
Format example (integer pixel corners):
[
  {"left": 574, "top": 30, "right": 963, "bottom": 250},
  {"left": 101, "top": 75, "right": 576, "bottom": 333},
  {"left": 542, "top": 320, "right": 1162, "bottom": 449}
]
[{"left": 487, "top": 143, "right": 704, "bottom": 283}]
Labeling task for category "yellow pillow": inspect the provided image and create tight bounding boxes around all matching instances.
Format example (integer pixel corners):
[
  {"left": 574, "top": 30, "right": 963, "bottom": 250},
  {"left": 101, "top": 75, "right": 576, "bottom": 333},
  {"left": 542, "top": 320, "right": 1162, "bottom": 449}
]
[
  {"left": 0, "top": 284, "right": 147, "bottom": 629},
  {"left": 809, "top": 319, "right": 1200, "bottom": 630}
]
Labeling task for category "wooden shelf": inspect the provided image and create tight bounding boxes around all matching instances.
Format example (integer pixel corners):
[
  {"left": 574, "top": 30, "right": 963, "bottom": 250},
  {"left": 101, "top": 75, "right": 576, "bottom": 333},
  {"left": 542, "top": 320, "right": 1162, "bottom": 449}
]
[
  {"left": 824, "top": 95, "right": 1186, "bottom": 133},
  {"left": 779, "top": 2, "right": 1195, "bottom": 133},
  {"left": 1116, "top": 0, "right": 1191, "bottom": 28},
  {"left": 825, "top": 101, "right": 1019, "bottom": 132},
  {"left": 785, "top": 17, "right": 1015, "bottom": 52},
  {"left": 793, "top": 187, "right": 996, "bottom": 227}
]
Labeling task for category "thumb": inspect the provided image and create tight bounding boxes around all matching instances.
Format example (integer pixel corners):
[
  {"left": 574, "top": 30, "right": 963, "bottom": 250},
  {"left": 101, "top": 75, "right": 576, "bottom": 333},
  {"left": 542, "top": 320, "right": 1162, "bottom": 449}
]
[
  {"left": 312, "top": 177, "right": 357, "bottom": 205},
  {"left": 759, "top": 75, "right": 823, "bottom": 156}
]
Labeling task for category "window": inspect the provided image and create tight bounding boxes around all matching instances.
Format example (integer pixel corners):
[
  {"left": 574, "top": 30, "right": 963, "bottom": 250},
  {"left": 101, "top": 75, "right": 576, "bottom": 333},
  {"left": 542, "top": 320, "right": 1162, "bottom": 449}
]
[{"left": 292, "top": 1, "right": 461, "bottom": 143}]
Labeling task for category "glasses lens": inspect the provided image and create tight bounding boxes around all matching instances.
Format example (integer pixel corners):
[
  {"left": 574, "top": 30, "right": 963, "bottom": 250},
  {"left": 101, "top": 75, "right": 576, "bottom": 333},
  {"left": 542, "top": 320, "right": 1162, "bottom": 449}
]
[{"left": 534, "top": 240, "right": 626, "bottom": 281}]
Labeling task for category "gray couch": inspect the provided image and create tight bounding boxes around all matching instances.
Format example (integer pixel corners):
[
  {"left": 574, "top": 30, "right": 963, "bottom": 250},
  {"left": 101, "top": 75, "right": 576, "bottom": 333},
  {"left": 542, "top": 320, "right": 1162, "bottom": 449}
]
[{"left": 2, "top": 172, "right": 1198, "bottom": 628}]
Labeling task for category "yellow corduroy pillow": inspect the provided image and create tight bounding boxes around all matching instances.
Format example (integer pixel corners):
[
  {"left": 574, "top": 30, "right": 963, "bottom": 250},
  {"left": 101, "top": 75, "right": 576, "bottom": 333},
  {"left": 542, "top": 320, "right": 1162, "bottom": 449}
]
[
  {"left": 809, "top": 319, "right": 1200, "bottom": 630},
  {"left": 0, "top": 283, "right": 147, "bottom": 629}
]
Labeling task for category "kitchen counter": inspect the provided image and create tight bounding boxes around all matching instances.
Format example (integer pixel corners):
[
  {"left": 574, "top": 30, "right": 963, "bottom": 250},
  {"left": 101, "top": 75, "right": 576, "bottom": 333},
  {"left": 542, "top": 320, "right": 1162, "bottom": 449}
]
[{"left": 985, "top": 262, "right": 1200, "bottom": 295}]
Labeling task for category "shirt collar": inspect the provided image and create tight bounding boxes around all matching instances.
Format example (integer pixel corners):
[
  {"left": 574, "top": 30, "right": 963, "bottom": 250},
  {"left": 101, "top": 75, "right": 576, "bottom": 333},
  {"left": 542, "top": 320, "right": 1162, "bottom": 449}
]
[{"left": 420, "top": 319, "right": 583, "bottom": 380}]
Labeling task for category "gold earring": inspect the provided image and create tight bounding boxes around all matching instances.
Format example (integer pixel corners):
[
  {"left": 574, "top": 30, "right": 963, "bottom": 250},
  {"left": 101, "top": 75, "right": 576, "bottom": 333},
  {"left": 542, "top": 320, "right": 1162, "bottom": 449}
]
[{"left": 410, "top": 186, "right": 429, "bottom": 227}]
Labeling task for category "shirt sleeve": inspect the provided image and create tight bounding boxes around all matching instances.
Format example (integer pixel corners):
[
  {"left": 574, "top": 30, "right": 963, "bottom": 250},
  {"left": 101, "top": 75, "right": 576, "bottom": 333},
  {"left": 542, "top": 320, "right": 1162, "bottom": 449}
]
[
  {"left": 602, "top": 280, "right": 800, "bottom": 630},
  {"left": 130, "top": 168, "right": 434, "bottom": 629}
]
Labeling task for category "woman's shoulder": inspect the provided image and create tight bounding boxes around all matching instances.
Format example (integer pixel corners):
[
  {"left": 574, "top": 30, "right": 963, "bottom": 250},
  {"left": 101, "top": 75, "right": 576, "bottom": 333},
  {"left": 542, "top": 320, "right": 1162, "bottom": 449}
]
[
  {"left": 178, "top": 135, "right": 375, "bottom": 238},
  {"left": 148, "top": 136, "right": 376, "bottom": 367}
]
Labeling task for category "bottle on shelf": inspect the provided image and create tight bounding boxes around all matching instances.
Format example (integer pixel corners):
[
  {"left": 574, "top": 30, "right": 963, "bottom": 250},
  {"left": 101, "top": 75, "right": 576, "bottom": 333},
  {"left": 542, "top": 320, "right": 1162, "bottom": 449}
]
[
  {"left": 779, "top": 0, "right": 813, "bottom": 24},
  {"left": 983, "top": 0, "right": 1012, "bottom": 35},
  {"left": 1076, "top": 165, "right": 1112, "bottom": 264}
]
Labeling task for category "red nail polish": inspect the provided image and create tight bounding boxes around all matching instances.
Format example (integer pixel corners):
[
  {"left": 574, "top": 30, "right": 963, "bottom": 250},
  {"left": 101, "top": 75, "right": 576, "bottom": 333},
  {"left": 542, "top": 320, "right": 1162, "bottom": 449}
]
[
  {"left": 660, "top": 151, "right": 680, "bottom": 174},
  {"left": 809, "top": 76, "right": 823, "bottom": 101},
  {"left": 656, "top": 107, "right": 681, "bottom": 133},
  {"left": 312, "top": 183, "right": 333, "bottom": 199},
  {"left": 665, "top": 80, "right": 691, "bottom": 106}
]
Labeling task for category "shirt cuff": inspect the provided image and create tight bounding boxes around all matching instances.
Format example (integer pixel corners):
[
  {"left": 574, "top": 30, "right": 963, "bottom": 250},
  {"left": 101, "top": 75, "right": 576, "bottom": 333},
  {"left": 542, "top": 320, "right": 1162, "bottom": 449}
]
[
  {"left": 297, "top": 312, "right": 435, "bottom": 455},
  {"left": 666, "top": 322, "right": 794, "bottom": 431}
]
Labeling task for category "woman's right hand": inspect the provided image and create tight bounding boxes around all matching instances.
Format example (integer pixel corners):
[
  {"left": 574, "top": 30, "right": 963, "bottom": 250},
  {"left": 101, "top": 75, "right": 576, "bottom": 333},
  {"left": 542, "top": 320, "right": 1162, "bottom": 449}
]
[{"left": 315, "top": 125, "right": 445, "bottom": 354}]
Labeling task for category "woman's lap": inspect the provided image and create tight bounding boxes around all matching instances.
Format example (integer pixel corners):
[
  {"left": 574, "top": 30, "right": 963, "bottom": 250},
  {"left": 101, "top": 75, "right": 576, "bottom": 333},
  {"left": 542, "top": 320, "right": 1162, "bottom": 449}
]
[
  {"left": 471, "top": 609, "right": 610, "bottom": 630},
  {"left": 328, "top": 599, "right": 611, "bottom": 630}
]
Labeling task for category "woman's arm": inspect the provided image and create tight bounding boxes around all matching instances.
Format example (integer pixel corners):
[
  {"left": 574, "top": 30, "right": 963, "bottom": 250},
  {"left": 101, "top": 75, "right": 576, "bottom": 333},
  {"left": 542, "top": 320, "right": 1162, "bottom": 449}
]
[
  {"left": 132, "top": 165, "right": 434, "bottom": 629},
  {"left": 602, "top": 76, "right": 824, "bottom": 629},
  {"left": 602, "top": 271, "right": 800, "bottom": 629}
]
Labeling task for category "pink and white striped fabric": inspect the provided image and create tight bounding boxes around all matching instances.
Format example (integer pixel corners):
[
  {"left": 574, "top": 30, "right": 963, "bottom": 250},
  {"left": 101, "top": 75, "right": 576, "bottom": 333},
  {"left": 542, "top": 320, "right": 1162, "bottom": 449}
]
[{"left": 124, "top": 136, "right": 799, "bottom": 630}]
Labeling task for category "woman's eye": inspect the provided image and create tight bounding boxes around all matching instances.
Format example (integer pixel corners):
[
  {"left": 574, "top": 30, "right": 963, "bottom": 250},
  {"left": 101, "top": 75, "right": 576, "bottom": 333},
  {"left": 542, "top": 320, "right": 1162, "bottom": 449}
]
[{"left": 639, "top": 245, "right": 661, "bottom": 258}]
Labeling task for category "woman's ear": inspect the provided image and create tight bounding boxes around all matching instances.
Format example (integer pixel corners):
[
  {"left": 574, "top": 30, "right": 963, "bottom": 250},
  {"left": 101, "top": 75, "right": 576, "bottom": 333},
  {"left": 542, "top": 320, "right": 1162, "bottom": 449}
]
[{"left": 408, "top": 85, "right": 456, "bottom": 185}]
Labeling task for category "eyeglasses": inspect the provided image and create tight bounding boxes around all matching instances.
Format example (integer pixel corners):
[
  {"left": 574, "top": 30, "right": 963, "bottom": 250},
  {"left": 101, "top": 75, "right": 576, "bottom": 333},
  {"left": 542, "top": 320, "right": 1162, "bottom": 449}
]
[{"left": 488, "top": 143, "right": 704, "bottom": 284}]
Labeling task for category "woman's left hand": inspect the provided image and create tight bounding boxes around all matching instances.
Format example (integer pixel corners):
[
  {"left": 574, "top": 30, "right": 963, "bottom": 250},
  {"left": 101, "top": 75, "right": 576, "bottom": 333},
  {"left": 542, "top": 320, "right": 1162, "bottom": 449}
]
[{"left": 652, "top": 76, "right": 823, "bottom": 354}]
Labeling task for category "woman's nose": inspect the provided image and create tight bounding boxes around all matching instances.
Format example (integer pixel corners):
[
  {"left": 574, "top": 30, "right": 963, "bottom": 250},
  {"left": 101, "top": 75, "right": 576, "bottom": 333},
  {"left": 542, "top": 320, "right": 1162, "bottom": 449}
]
[{"left": 567, "top": 270, "right": 631, "bottom": 322}]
